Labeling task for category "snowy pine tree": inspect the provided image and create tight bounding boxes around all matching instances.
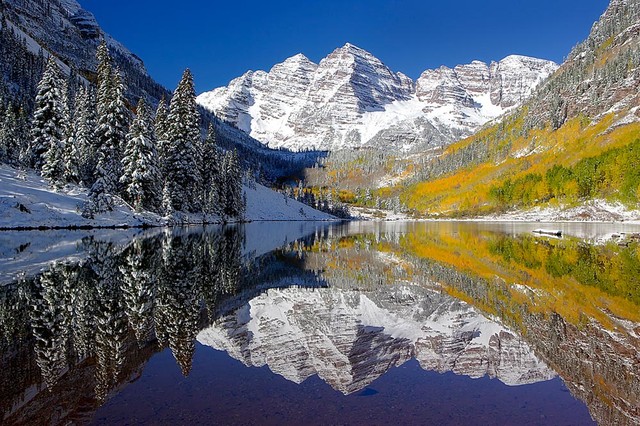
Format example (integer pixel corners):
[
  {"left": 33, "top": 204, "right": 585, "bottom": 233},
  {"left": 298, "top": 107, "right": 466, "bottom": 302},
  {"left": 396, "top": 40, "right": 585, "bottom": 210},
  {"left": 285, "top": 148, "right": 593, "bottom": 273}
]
[
  {"left": 120, "top": 98, "right": 162, "bottom": 213},
  {"left": 68, "top": 87, "right": 97, "bottom": 186},
  {"left": 30, "top": 56, "right": 67, "bottom": 187},
  {"left": 222, "top": 149, "right": 244, "bottom": 219},
  {"left": 0, "top": 104, "right": 24, "bottom": 166},
  {"left": 164, "top": 69, "right": 201, "bottom": 214},
  {"left": 154, "top": 96, "right": 169, "bottom": 170},
  {"left": 87, "top": 45, "right": 129, "bottom": 214},
  {"left": 200, "top": 124, "right": 220, "bottom": 215},
  {"left": 62, "top": 85, "right": 83, "bottom": 185}
]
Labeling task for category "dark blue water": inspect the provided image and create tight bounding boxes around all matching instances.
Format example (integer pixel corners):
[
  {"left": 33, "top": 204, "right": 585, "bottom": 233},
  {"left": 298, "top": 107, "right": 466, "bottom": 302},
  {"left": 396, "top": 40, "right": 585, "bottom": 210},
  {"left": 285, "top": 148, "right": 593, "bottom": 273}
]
[{"left": 92, "top": 344, "right": 592, "bottom": 426}]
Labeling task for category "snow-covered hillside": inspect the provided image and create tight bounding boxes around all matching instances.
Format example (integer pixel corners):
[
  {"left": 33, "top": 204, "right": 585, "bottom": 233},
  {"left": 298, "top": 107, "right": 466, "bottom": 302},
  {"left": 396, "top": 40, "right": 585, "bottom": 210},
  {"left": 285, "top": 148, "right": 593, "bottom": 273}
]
[
  {"left": 197, "top": 44, "right": 558, "bottom": 152},
  {"left": 0, "top": 165, "right": 334, "bottom": 229}
]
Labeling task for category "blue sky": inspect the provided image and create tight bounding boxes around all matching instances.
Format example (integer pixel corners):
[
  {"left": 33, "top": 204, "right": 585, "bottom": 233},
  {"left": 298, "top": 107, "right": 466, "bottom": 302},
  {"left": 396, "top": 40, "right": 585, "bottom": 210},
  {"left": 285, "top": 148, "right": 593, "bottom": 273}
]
[{"left": 79, "top": 0, "right": 610, "bottom": 94}]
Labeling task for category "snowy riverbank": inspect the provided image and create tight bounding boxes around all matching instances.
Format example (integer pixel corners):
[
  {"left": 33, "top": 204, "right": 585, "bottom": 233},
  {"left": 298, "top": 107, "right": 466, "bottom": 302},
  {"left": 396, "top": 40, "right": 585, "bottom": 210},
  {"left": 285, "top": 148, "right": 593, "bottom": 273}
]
[
  {"left": 0, "top": 165, "right": 335, "bottom": 230},
  {"left": 350, "top": 199, "right": 640, "bottom": 224}
]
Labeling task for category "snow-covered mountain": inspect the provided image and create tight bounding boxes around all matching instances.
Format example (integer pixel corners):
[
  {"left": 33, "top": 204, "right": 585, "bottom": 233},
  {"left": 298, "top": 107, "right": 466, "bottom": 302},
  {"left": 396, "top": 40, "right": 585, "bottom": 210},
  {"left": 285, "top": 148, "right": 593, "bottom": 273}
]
[
  {"left": 198, "top": 285, "right": 554, "bottom": 394},
  {"left": 197, "top": 44, "right": 558, "bottom": 152}
]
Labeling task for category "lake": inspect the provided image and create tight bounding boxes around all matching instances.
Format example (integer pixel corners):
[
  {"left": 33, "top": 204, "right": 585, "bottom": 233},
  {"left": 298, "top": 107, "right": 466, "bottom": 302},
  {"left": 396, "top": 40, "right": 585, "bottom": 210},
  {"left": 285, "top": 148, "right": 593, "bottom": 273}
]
[{"left": 1, "top": 221, "right": 639, "bottom": 425}]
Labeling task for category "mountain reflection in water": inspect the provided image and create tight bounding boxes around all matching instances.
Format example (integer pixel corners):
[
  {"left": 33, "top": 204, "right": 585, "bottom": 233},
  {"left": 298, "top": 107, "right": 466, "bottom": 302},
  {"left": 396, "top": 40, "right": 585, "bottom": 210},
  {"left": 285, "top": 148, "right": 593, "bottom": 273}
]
[{"left": 1, "top": 222, "right": 638, "bottom": 425}]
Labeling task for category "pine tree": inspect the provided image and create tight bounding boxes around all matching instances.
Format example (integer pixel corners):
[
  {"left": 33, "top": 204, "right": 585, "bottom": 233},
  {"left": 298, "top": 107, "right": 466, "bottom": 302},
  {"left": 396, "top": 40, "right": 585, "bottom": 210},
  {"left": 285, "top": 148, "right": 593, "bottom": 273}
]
[
  {"left": 0, "top": 104, "right": 22, "bottom": 165},
  {"left": 164, "top": 69, "right": 201, "bottom": 213},
  {"left": 41, "top": 133, "right": 65, "bottom": 189},
  {"left": 96, "top": 40, "right": 112, "bottom": 118},
  {"left": 154, "top": 95, "right": 169, "bottom": 177},
  {"left": 200, "top": 124, "right": 220, "bottom": 215},
  {"left": 120, "top": 98, "right": 162, "bottom": 213},
  {"left": 88, "top": 45, "right": 129, "bottom": 213},
  {"left": 222, "top": 149, "right": 244, "bottom": 219},
  {"left": 62, "top": 87, "right": 83, "bottom": 185},
  {"left": 69, "top": 87, "right": 97, "bottom": 186},
  {"left": 30, "top": 56, "right": 67, "bottom": 185}
]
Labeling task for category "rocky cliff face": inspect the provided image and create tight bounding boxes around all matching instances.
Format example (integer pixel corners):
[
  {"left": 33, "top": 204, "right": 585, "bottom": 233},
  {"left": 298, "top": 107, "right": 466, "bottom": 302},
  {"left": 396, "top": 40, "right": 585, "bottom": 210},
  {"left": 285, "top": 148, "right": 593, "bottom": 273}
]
[
  {"left": 197, "top": 285, "right": 554, "bottom": 394},
  {"left": 197, "top": 45, "right": 557, "bottom": 152}
]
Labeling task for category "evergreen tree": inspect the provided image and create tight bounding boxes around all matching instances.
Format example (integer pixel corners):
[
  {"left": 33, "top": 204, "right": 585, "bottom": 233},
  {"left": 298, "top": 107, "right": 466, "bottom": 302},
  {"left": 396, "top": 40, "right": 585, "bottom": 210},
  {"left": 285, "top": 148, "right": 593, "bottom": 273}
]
[
  {"left": 68, "top": 87, "right": 97, "bottom": 186},
  {"left": 164, "top": 69, "right": 201, "bottom": 213},
  {"left": 0, "top": 104, "right": 23, "bottom": 165},
  {"left": 96, "top": 40, "right": 112, "bottom": 117},
  {"left": 29, "top": 56, "right": 67, "bottom": 184},
  {"left": 41, "top": 131, "right": 65, "bottom": 189},
  {"left": 88, "top": 44, "right": 129, "bottom": 213},
  {"left": 120, "top": 98, "right": 162, "bottom": 213},
  {"left": 222, "top": 149, "right": 245, "bottom": 219},
  {"left": 62, "top": 86, "right": 83, "bottom": 185},
  {"left": 154, "top": 96, "right": 169, "bottom": 166},
  {"left": 200, "top": 124, "right": 220, "bottom": 215}
]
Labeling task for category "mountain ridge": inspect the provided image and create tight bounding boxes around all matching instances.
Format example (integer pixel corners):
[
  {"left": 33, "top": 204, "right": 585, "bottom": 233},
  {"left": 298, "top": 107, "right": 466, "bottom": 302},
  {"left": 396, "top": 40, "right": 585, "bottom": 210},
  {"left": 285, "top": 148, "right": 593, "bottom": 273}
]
[{"left": 197, "top": 44, "right": 557, "bottom": 152}]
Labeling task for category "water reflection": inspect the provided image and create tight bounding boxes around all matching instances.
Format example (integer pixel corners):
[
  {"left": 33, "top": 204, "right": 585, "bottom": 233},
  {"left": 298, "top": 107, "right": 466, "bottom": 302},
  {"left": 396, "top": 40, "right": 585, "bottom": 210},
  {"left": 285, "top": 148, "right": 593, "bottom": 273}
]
[
  {"left": 201, "top": 285, "right": 554, "bottom": 394},
  {"left": 1, "top": 222, "right": 639, "bottom": 425}
]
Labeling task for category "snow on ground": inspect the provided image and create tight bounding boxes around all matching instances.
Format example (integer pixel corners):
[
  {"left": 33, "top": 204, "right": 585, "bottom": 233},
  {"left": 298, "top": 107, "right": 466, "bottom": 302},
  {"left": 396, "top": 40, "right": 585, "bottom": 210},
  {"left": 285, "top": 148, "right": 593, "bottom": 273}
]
[
  {"left": 0, "top": 165, "right": 164, "bottom": 229},
  {"left": 0, "top": 165, "right": 335, "bottom": 230},
  {"left": 244, "top": 183, "right": 335, "bottom": 221},
  {"left": 484, "top": 199, "right": 640, "bottom": 223},
  {"left": 348, "top": 206, "right": 413, "bottom": 222}
]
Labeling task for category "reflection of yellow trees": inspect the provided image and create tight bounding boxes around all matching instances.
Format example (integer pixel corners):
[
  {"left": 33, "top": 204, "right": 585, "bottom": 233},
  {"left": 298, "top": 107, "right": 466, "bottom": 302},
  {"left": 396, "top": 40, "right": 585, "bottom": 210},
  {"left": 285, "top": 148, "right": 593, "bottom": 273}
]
[
  {"left": 296, "top": 225, "right": 640, "bottom": 424},
  {"left": 400, "top": 225, "right": 640, "bottom": 329}
]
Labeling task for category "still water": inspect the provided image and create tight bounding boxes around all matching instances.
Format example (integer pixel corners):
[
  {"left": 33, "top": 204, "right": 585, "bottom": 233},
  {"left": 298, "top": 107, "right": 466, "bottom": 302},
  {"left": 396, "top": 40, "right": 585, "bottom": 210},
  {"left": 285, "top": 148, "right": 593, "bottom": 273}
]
[{"left": 1, "top": 221, "right": 639, "bottom": 425}]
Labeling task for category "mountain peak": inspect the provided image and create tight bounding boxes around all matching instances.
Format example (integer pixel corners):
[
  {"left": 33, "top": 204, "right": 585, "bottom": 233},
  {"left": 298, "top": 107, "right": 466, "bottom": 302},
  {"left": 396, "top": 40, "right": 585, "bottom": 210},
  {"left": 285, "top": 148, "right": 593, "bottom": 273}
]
[
  {"left": 334, "top": 42, "right": 374, "bottom": 58},
  {"left": 199, "top": 44, "right": 556, "bottom": 152},
  {"left": 283, "top": 53, "right": 315, "bottom": 66}
]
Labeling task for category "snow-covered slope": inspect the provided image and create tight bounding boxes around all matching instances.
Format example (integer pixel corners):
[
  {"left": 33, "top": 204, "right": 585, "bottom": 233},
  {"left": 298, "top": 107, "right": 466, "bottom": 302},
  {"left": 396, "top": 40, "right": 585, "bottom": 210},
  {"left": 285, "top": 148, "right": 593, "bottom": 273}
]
[
  {"left": 198, "top": 44, "right": 558, "bottom": 152},
  {"left": 244, "top": 182, "right": 335, "bottom": 221},
  {"left": 0, "top": 165, "right": 334, "bottom": 229},
  {"left": 198, "top": 285, "right": 554, "bottom": 394}
]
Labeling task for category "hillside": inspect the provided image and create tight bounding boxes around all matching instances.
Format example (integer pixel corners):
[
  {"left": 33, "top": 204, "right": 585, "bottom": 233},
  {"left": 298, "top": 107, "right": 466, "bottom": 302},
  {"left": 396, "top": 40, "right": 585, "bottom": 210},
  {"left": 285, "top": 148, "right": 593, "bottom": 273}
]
[{"left": 392, "top": 0, "right": 640, "bottom": 218}]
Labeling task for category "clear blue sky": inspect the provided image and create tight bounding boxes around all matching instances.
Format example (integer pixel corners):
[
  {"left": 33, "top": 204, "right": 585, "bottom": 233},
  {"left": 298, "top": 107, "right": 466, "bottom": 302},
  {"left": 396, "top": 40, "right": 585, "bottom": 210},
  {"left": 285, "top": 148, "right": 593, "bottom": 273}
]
[{"left": 79, "top": 0, "right": 610, "bottom": 94}]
